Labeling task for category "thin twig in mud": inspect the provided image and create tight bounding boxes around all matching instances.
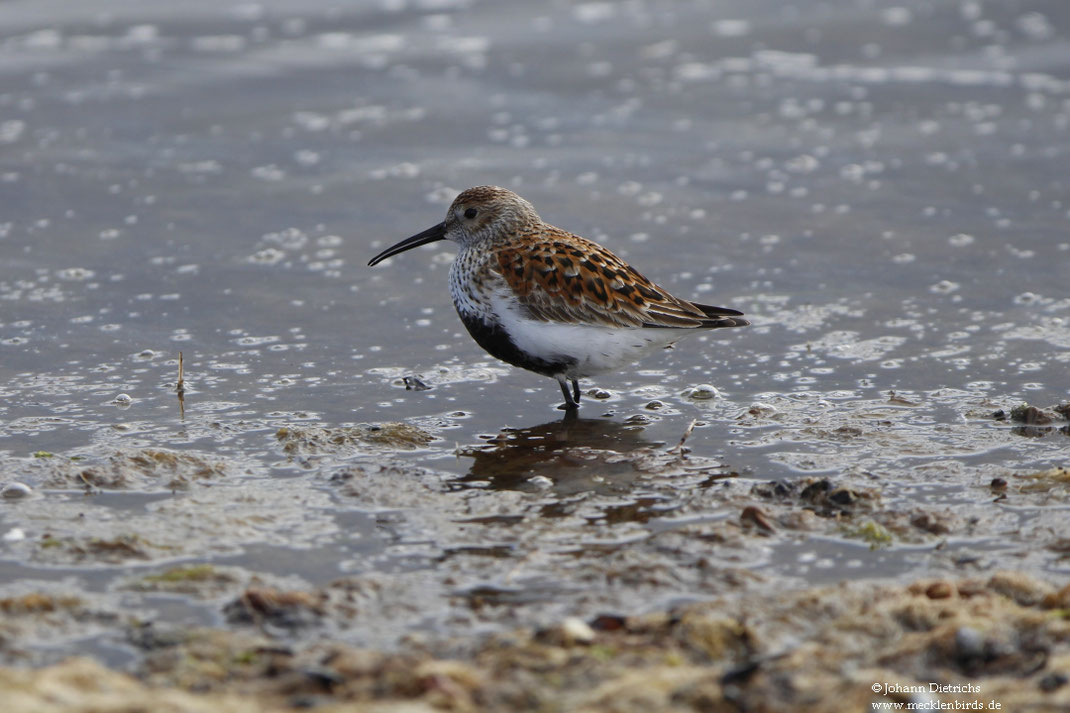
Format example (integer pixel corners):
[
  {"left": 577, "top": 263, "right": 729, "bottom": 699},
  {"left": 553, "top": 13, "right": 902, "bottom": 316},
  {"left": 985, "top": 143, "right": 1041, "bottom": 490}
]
[
  {"left": 176, "top": 352, "right": 186, "bottom": 419},
  {"left": 668, "top": 418, "right": 697, "bottom": 456}
]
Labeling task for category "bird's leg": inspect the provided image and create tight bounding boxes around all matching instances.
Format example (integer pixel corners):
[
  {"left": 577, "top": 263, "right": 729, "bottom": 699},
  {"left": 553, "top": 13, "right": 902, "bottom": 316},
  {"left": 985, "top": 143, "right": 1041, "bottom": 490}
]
[
  {"left": 570, "top": 379, "right": 581, "bottom": 404},
  {"left": 556, "top": 375, "right": 578, "bottom": 410}
]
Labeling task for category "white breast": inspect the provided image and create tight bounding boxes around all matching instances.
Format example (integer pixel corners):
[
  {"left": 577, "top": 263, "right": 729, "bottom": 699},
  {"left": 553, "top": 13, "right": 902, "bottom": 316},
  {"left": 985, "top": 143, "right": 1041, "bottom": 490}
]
[{"left": 489, "top": 288, "right": 689, "bottom": 379}]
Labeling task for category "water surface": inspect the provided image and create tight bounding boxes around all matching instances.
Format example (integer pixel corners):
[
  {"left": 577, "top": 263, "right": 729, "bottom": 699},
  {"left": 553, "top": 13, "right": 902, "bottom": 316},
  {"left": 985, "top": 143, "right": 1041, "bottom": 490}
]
[{"left": 1, "top": 0, "right": 1068, "bottom": 664}]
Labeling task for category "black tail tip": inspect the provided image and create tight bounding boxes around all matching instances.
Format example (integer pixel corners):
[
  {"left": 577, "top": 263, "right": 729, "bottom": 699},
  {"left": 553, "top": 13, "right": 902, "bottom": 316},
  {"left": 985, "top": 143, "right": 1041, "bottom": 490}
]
[{"left": 694, "top": 302, "right": 745, "bottom": 318}]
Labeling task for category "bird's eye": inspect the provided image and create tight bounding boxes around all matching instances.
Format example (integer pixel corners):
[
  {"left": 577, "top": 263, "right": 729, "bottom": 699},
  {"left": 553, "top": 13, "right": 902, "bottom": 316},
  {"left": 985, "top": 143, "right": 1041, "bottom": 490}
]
[{"left": 464, "top": 208, "right": 478, "bottom": 219}]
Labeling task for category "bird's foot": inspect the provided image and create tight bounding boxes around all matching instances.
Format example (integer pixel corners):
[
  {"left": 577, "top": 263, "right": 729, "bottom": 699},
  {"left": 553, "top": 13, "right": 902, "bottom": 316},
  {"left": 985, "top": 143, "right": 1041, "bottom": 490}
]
[{"left": 556, "top": 376, "right": 580, "bottom": 410}]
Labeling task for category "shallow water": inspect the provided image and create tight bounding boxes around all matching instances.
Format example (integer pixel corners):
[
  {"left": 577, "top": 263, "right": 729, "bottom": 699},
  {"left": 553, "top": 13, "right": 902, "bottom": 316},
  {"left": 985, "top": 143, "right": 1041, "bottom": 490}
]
[{"left": 1, "top": 0, "right": 1068, "bottom": 665}]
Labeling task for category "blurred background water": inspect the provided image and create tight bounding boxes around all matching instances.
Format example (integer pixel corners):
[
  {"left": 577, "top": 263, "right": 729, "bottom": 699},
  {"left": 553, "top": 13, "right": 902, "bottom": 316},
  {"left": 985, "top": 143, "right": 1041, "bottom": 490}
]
[{"left": 1, "top": 0, "right": 1068, "bottom": 661}]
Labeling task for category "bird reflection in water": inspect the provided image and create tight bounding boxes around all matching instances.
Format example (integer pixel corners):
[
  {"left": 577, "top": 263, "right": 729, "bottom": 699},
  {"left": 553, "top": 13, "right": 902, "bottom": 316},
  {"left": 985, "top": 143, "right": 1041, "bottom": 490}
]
[{"left": 452, "top": 412, "right": 665, "bottom": 497}]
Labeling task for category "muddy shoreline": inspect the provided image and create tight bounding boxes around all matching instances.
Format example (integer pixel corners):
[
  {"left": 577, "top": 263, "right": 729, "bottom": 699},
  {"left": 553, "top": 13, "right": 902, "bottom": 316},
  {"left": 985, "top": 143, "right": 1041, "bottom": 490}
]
[
  {"left": 3, "top": 401, "right": 1069, "bottom": 710},
  {"left": 3, "top": 0, "right": 1070, "bottom": 709},
  {"left": 3, "top": 569, "right": 1068, "bottom": 712}
]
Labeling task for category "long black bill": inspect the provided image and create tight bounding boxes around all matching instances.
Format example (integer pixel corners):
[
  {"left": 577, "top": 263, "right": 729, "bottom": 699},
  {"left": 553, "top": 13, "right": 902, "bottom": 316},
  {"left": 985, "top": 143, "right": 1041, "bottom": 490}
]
[{"left": 368, "top": 222, "right": 447, "bottom": 266}]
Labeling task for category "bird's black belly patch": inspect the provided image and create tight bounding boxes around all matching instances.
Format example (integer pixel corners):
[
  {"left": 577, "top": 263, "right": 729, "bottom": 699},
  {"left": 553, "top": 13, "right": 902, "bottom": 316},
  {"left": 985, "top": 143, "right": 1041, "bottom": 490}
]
[{"left": 458, "top": 312, "right": 575, "bottom": 377}]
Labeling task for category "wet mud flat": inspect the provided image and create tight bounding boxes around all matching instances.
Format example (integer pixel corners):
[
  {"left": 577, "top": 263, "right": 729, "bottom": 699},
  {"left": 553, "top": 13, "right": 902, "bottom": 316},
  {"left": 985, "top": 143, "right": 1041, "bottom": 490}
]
[
  {"left": 3, "top": 571, "right": 1069, "bottom": 712},
  {"left": 3, "top": 0, "right": 1070, "bottom": 709},
  {"left": 2, "top": 393, "right": 1069, "bottom": 712}
]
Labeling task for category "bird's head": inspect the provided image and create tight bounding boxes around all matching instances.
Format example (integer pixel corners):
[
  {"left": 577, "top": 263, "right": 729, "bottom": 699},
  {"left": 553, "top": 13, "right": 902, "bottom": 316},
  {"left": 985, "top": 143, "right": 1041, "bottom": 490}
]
[{"left": 368, "top": 185, "right": 539, "bottom": 266}]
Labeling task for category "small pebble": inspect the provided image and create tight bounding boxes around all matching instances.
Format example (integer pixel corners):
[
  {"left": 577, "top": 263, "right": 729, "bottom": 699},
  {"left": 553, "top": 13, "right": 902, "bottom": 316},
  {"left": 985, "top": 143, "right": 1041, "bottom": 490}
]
[
  {"left": 644, "top": 399, "right": 665, "bottom": 410},
  {"left": 827, "top": 487, "right": 858, "bottom": 506},
  {"left": 740, "top": 505, "right": 776, "bottom": 533},
  {"left": 559, "top": 616, "right": 596, "bottom": 645},
  {"left": 2, "top": 527, "right": 26, "bottom": 542},
  {"left": 1010, "top": 404, "right": 1051, "bottom": 425},
  {"left": 1, "top": 482, "right": 32, "bottom": 500},
  {"left": 687, "top": 384, "right": 718, "bottom": 400},
  {"left": 589, "top": 388, "right": 612, "bottom": 400},
  {"left": 1039, "top": 672, "right": 1068, "bottom": 692},
  {"left": 402, "top": 376, "right": 431, "bottom": 391},
  {"left": 955, "top": 626, "right": 985, "bottom": 660},
  {"left": 589, "top": 614, "right": 627, "bottom": 631},
  {"left": 748, "top": 401, "right": 777, "bottom": 416},
  {"left": 527, "top": 475, "right": 553, "bottom": 489}
]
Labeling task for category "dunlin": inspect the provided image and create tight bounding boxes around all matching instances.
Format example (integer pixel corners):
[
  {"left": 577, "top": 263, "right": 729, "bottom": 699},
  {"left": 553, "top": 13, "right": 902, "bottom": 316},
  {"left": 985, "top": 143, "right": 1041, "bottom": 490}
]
[{"left": 368, "top": 186, "right": 748, "bottom": 409}]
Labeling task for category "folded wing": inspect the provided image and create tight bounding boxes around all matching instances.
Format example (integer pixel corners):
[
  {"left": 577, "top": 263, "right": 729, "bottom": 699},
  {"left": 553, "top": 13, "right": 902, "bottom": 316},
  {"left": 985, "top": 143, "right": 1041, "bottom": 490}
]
[{"left": 493, "top": 228, "right": 748, "bottom": 330}]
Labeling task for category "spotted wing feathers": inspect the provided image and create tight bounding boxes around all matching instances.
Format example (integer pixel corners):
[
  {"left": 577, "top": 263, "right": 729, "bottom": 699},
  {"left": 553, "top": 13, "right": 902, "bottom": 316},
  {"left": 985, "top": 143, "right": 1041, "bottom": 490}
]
[{"left": 493, "top": 228, "right": 747, "bottom": 330}]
